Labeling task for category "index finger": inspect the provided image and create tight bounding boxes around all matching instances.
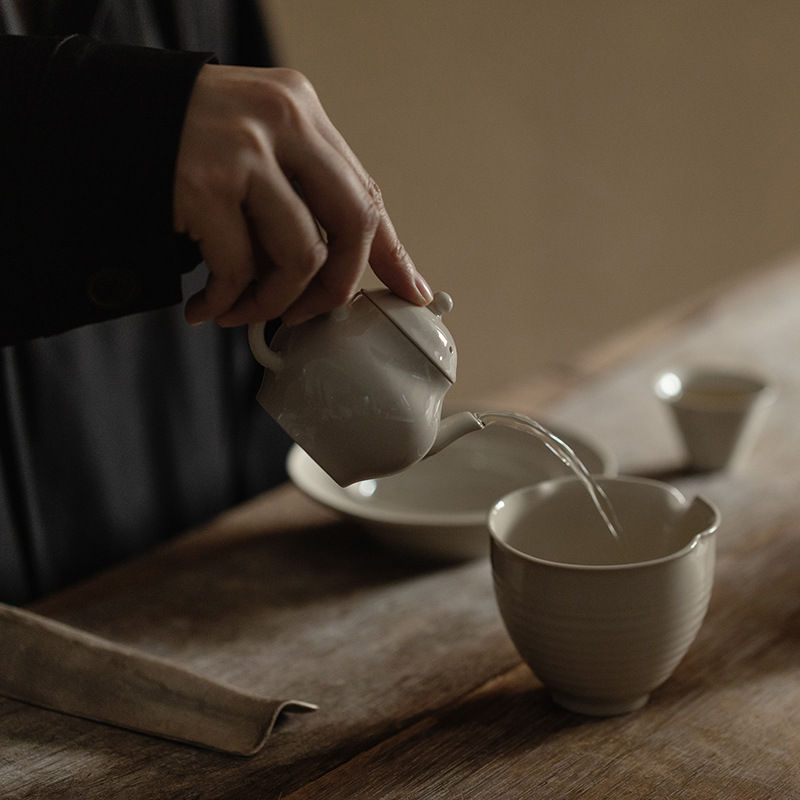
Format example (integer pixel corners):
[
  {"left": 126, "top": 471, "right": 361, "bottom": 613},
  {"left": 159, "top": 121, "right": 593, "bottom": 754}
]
[
  {"left": 300, "top": 108, "right": 432, "bottom": 306},
  {"left": 364, "top": 179, "right": 432, "bottom": 305}
]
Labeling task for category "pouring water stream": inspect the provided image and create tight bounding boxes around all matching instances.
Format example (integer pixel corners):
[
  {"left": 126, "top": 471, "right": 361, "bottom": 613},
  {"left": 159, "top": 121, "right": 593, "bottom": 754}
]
[{"left": 473, "top": 411, "right": 626, "bottom": 547}]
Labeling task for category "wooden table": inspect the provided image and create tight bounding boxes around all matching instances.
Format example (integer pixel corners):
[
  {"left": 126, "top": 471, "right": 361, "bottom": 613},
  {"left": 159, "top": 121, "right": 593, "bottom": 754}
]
[{"left": 4, "top": 255, "right": 800, "bottom": 798}]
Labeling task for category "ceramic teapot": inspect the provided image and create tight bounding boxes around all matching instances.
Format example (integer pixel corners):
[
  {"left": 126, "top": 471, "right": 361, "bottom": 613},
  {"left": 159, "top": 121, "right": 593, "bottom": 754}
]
[{"left": 248, "top": 289, "right": 483, "bottom": 486}]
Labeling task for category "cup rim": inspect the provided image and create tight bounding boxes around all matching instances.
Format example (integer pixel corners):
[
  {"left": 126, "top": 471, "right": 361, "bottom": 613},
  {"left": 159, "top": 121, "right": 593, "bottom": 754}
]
[
  {"left": 653, "top": 366, "right": 774, "bottom": 410},
  {"left": 488, "top": 475, "right": 719, "bottom": 571}
]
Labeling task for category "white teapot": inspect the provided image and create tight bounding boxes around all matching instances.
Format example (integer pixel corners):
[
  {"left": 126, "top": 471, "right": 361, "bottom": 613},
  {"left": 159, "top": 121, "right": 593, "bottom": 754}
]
[{"left": 248, "top": 289, "right": 483, "bottom": 486}]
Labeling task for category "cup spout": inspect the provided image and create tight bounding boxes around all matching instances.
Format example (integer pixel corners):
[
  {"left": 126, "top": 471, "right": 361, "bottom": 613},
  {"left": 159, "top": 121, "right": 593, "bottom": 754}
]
[
  {"left": 670, "top": 495, "right": 720, "bottom": 543},
  {"left": 427, "top": 411, "right": 485, "bottom": 459}
]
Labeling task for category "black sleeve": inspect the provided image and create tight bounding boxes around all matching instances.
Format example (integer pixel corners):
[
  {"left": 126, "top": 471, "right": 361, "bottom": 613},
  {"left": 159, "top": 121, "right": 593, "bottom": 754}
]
[{"left": 0, "top": 34, "right": 215, "bottom": 345}]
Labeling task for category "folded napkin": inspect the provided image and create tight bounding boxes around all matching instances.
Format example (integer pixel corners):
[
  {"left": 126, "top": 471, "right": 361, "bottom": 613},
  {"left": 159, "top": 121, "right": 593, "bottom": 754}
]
[{"left": 0, "top": 603, "right": 316, "bottom": 755}]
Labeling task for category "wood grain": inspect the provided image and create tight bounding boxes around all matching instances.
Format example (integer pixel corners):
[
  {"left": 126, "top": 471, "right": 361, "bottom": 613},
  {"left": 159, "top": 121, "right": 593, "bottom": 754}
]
[{"left": 4, "top": 255, "right": 800, "bottom": 798}]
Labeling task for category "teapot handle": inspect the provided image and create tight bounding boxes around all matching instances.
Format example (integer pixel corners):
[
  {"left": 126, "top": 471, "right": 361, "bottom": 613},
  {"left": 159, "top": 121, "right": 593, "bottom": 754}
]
[{"left": 248, "top": 322, "right": 283, "bottom": 373}]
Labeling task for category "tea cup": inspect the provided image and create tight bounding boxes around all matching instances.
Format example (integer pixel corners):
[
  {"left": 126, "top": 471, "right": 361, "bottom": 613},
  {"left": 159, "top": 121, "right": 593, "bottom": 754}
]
[
  {"left": 488, "top": 476, "right": 719, "bottom": 716},
  {"left": 654, "top": 367, "right": 774, "bottom": 471}
]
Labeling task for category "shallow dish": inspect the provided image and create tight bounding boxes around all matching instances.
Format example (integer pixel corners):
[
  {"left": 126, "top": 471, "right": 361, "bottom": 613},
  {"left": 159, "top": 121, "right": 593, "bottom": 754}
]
[{"left": 287, "top": 421, "right": 616, "bottom": 560}]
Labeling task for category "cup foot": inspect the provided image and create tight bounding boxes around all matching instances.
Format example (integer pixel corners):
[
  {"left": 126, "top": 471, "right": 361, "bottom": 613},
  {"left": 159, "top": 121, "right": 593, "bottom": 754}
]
[{"left": 550, "top": 691, "right": 650, "bottom": 717}]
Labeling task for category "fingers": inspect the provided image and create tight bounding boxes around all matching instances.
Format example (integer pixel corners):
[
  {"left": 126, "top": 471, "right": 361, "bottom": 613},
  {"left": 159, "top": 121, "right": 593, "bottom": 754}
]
[
  {"left": 273, "top": 110, "right": 433, "bottom": 325},
  {"left": 365, "top": 181, "right": 433, "bottom": 305},
  {"left": 299, "top": 109, "right": 432, "bottom": 310},
  {"left": 214, "top": 164, "right": 330, "bottom": 326},
  {"left": 182, "top": 205, "right": 255, "bottom": 325},
  {"left": 273, "top": 138, "right": 382, "bottom": 325},
  {"left": 217, "top": 120, "right": 384, "bottom": 327},
  {"left": 175, "top": 65, "right": 432, "bottom": 329},
  {"left": 278, "top": 187, "right": 430, "bottom": 327}
]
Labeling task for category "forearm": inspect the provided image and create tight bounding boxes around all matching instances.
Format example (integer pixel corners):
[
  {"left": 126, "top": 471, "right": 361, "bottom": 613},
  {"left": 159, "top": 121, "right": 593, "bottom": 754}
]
[{"left": 0, "top": 34, "right": 213, "bottom": 345}]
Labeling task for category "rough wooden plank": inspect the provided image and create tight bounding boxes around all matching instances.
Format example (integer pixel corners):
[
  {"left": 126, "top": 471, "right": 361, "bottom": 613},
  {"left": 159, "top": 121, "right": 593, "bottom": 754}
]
[
  {"left": 280, "top": 511, "right": 800, "bottom": 799},
  {"left": 2, "top": 518, "right": 521, "bottom": 798},
  {"left": 282, "top": 256, "right": 800, "bottom": 798},
  {"left": 5, "top": 255, "right": 800, "bottom": 798},
  {"left": 271, "top": 255, "right": 800, "bottom": 799},
  {"left": 282, "top": 655, "right": 800, "bottom": 800}
]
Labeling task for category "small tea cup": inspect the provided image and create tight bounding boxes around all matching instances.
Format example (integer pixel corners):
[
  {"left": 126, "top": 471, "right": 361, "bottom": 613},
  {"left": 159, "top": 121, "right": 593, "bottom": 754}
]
[
  {"left": 488, "top": 476, "right": 719, "bottom": 716},
  {"left": 654, "top": 367, "right": 774, "bottom": 472}
]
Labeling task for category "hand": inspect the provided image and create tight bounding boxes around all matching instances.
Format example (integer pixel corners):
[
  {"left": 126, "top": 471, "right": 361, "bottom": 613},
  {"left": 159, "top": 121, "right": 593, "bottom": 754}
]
[{"left": 173, "top": 64, "right": 432, "bottom": 327}]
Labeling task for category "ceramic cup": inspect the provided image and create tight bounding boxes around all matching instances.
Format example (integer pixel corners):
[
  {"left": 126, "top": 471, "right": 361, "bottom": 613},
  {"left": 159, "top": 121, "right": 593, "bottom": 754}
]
[
  {"left": 654, "top": 367, "right": 774, "bottom": 472},
  {"left": 489, "top": 476, "right": 719, "bottom": 716}
]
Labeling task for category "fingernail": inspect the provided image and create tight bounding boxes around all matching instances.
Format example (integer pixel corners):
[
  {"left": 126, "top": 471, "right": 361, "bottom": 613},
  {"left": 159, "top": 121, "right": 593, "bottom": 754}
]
[
  {"left": 184, "top": 308, "right": 205, "bottom": 326},
  {"left": 415, "top": 272, "right": 434, "bottom": 305}
]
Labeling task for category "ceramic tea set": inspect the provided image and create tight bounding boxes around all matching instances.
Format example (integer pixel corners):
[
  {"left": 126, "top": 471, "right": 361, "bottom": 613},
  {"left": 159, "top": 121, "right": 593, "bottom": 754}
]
[{"left": 247, "top": 289, "right": 770, "bottom": 716}]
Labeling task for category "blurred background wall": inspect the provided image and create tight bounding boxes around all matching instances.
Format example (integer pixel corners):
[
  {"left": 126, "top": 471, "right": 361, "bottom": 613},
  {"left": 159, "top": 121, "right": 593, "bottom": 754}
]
[{"left": 265, "top": 0, "right": 800, "bottom": 404}]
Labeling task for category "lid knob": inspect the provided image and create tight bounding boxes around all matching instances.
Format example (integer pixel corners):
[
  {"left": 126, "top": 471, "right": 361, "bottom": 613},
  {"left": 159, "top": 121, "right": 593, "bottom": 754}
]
[{"left": 428, "top": 291, "right": 453, "bottom": 318}]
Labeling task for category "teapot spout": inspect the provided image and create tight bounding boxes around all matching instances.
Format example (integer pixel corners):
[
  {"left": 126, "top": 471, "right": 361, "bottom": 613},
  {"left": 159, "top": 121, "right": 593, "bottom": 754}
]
[{"left": 427, "top": 411, "right": 485, "bottom": 459}]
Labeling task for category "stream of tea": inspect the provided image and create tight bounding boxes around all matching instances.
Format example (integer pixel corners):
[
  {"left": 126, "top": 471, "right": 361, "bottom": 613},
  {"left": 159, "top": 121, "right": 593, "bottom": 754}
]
[{"left": 475, "top": 411, "right": 625, "bottom": 545}]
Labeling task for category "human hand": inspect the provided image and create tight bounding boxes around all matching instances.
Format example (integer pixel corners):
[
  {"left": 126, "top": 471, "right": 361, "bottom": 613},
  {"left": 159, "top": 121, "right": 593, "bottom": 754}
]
[{"left": 173, "top": 64, "right": 432, "bottom": 327}]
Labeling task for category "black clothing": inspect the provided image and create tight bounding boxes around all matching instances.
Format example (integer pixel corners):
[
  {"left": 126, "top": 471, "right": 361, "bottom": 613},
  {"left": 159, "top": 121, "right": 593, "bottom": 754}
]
[
  {"left": 0, "top": 1, "right": 290, "bottom": 603},
  {"left": 0, "top": 33, "right": 210, "bottom": 343}
]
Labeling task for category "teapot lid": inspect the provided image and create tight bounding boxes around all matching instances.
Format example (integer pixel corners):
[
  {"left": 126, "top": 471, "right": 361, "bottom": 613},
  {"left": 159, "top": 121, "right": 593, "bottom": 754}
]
[{"left": 362, "top": 289, "right": 457, "bottom": 382}]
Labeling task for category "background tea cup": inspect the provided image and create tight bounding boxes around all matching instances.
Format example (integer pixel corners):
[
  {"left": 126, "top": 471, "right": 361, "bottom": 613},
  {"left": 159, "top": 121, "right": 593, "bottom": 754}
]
[
  {"left": 489, "top": 476, "right": 719, "bottom": 716},
  {"left": 654, "top": 367, "right": 775, "bottom": 472}
]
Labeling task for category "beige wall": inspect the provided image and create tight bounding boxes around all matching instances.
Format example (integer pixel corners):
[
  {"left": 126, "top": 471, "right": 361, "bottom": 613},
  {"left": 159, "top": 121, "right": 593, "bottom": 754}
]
[{"left": 265, "top": 1, "right": 800, "bottom": 404}]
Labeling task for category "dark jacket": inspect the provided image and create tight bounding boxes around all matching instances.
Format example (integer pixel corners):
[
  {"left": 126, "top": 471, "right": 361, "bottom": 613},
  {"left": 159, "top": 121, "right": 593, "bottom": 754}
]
[{"left": 0, "top": 0, "right": 290, "bottom": 603}]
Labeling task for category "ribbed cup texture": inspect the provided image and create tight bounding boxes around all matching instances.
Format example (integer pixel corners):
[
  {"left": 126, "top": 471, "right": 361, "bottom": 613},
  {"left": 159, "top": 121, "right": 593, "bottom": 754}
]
[{"left": 492, "top": 537, "right": 714, "bottom": 710}]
